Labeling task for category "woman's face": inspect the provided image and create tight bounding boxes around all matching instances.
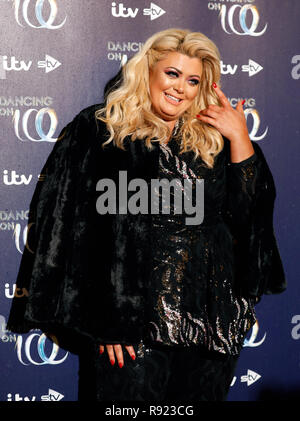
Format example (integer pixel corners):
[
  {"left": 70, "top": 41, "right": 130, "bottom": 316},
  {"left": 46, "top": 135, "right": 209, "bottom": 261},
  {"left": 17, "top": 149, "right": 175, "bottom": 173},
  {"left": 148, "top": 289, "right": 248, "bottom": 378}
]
[{"left": 149, "top": 51, "right": 202, "bottom": 128}]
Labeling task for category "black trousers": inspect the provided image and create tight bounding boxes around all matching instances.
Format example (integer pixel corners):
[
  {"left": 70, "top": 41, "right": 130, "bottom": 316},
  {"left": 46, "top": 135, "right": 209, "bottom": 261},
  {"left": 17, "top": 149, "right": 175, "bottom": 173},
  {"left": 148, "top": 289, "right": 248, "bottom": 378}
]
[{"left": 78, "top": 341, "right": 238, "bottom": 401}]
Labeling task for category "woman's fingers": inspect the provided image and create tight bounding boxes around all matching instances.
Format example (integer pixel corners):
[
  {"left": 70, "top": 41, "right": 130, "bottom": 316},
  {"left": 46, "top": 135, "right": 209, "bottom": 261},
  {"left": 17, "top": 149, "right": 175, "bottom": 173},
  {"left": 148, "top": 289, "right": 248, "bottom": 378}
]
[
  {"left": 196, "top": 113, "right": 217, "bottom": 129},
  {"left": 197, "top": 105, "right": 220, "bottom": 119},
  {"left": 212, "top": 83, "right": 245, "bottom": 115},
  {"left": 105, "top": 344, "right": 117, "bottom": 366},
  {"left": 236, "top": 99, "right": 246, "bottom": 115},
  {"left": 112, "top": 344, "right": 124, "bottom": 368},
  {"left": 99, "top": 344, "right": 136, "bottom": 368},
  {"left": 125, "top": 345, "right": 136, "bottom": 361},
  {"left": 196, "top": 104, "right": 221, "bottom": 128},
  {"left": 196, "top": 85, "right": 247, "bottom": 141},
  {"left": 212, "top": 83, "right": 231, "bottom": 108}
]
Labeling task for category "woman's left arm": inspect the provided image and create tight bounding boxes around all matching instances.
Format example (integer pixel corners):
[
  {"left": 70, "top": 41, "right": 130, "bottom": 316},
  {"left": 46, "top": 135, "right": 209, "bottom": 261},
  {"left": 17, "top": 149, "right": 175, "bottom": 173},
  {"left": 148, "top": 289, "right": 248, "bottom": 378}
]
[
  {"left": 197, "top": 84, "right": 286, "bottom": 299},
  {"left": 197, "top": 83, "right": 260, "bottom": 227}
]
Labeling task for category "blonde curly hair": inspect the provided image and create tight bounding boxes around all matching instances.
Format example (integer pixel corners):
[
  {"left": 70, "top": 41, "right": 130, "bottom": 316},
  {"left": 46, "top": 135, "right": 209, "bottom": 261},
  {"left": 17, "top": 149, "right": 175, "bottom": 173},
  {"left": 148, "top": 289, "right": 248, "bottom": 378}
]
[{"left": 95, "top": 28, "right": 223, "bottom": 168}]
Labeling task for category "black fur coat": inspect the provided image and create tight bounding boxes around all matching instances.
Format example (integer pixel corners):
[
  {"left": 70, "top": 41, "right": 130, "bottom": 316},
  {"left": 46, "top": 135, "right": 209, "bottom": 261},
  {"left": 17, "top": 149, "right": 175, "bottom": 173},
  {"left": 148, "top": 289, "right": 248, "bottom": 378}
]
[{"left": 7, "top": 104, "right": 286, "bottom": 353}]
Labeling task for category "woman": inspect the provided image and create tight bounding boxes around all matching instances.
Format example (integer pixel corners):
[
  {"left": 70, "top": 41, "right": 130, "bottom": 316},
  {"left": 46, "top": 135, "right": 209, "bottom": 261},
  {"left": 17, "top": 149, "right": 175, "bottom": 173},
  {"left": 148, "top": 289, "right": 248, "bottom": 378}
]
[{"left": 7, "top": 28, "right": 286, "bottom": 401}]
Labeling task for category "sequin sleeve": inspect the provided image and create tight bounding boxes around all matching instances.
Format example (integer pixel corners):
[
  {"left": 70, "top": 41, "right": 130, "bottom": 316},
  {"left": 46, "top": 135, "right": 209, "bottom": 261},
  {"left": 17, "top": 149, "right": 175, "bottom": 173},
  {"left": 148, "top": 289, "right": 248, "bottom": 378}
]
[
  {"left": 223, "top": 141, "right": 286, "bottom": 298},
  {"left": 224, "top": 152, "right": 260, "bottom": 231}
]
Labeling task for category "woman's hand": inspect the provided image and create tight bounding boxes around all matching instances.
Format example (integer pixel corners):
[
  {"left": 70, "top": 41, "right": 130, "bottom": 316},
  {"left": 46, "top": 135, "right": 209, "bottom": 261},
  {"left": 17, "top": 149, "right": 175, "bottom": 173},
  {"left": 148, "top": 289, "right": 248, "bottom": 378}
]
[
  {"left": 196, "top": 83, "right": 249, "bottom": 143},
  {"left": 196, "top": 83, "right": 255, "bottom": 162},
  {"left": 99, "top": 344, "right": 136, "bottom": 368}
]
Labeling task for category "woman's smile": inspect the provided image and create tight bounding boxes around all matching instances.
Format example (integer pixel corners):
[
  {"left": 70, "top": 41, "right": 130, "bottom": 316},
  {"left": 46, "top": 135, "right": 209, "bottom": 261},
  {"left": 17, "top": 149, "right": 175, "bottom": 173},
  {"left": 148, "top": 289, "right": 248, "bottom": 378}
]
[{"left": 164, "top": 92, "right": 183, "bottom": 105}]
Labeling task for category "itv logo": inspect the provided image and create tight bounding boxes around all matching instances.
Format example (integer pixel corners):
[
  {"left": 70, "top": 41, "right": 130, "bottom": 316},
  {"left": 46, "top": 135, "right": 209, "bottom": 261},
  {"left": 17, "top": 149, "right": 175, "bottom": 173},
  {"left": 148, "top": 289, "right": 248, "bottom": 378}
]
[{"left": 7, "top": 389, "right": 64, "bottom": 401}]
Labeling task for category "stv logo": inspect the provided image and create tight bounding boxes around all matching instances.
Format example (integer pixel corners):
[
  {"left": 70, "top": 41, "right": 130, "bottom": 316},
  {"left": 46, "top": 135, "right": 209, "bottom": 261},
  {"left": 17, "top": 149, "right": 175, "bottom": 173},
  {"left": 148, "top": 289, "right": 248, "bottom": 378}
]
[{"left": 241, "top": 369, "right": 261, "bottom": 386}]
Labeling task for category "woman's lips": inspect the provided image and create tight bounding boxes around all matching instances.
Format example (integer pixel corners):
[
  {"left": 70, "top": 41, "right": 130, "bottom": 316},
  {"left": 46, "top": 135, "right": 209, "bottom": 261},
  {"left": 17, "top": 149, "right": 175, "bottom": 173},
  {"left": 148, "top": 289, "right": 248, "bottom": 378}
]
[{"left": 164, "top": 92, "right": 183, "bottom": 105}]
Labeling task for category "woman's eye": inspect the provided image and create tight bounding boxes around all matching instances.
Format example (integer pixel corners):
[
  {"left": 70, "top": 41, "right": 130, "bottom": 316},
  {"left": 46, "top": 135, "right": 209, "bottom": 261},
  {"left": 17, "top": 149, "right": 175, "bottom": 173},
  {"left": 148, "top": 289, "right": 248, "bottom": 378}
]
[
  {"left": 165, "top": 71, "right": 199, "bottom": 86},
  {"left": 165, "top": 70, "right": 178, "bottom": 77}
]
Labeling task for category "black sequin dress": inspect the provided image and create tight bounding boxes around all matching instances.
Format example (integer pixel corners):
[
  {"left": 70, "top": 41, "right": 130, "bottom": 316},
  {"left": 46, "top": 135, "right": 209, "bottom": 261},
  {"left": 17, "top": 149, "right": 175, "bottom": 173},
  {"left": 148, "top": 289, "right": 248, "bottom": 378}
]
[{"left": 143, "top": 136, "right": 257, "bottom": 355}]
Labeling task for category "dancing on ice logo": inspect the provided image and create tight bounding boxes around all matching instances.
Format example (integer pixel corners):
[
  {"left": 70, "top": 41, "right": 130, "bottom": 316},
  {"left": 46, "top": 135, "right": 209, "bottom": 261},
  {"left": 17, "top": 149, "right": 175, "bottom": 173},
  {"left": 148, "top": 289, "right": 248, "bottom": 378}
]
[
  {"left": 207, "top": 2, "right": 267, "bottom": 36},
  {"left": 13, "top": 0, "right": 67, "bottom": 29},
  {"left": 243, "top": 320, "right": 266, "bottom": 347},
  {"left": 13, "top": 107, "right": 58, "bottom": 142}
]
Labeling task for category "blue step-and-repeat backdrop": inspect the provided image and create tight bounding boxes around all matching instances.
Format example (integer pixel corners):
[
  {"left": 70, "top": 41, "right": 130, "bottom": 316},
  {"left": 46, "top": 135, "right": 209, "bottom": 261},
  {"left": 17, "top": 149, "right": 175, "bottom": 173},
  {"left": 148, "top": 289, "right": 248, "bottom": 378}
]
[{"left": 0, "top": 0, "right": 299, "bottom": 402}]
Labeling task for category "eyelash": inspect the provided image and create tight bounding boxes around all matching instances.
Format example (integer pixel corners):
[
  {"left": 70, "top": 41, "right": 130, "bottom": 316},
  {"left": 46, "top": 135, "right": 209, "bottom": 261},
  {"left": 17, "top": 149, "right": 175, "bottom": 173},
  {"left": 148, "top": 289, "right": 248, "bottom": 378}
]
[{"left": 165, "top": 71, "right": 199, "bottom": 86}]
